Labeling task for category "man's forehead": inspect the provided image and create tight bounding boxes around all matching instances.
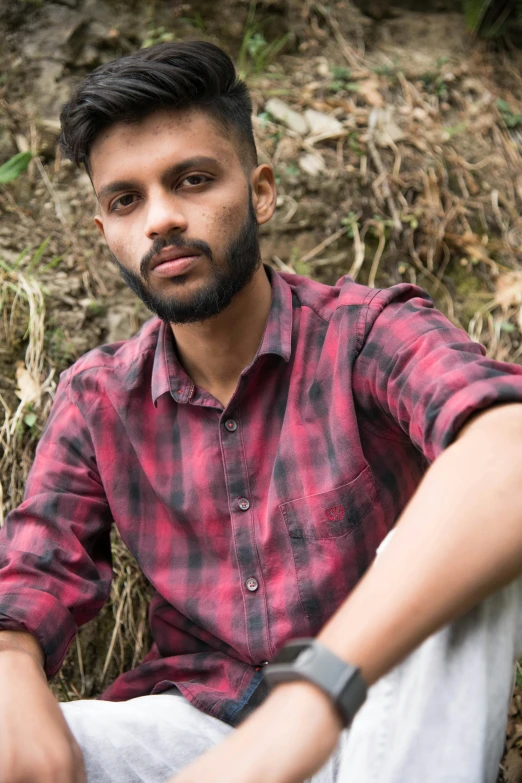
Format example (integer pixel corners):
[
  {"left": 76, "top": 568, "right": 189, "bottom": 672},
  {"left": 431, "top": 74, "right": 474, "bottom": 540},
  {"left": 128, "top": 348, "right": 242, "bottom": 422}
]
[
  {"left": 93, "top": 107, "right": 231, "bottom": 151},
  {"left": 89, "top": 108, "right": 237, "bottom": 186}
]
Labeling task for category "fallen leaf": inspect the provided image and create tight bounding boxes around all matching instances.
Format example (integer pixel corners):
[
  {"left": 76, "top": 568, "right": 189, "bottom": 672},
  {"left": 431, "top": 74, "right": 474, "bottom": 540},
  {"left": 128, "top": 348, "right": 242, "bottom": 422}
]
[
  {"left": 15, "top": 363, "right": 41, "bottom": 405},
  {"left": 357, "top": 77, "right": 383, "bottom": 107},
  {"left": 503, "top": 747, "right": 522, "bottom": 783}
]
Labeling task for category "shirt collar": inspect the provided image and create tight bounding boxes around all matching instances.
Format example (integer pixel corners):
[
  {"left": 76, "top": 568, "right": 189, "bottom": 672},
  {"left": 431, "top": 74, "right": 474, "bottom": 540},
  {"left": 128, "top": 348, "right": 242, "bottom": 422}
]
[{"left": 151, "top": 265, "right": 293, "bottom": 406}]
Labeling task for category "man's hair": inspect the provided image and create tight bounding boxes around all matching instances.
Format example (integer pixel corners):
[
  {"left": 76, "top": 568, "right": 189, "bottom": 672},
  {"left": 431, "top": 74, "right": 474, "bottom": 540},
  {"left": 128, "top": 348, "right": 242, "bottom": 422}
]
[{"left": 58, "top": 41, "right": 258, "bottom": 173}]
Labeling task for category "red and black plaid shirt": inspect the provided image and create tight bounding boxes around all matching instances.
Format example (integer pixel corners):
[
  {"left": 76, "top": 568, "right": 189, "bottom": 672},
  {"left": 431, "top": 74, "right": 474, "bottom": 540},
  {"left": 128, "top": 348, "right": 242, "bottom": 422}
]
[{"left": 2, "top": 267, "right": 522, "bottom": 724}]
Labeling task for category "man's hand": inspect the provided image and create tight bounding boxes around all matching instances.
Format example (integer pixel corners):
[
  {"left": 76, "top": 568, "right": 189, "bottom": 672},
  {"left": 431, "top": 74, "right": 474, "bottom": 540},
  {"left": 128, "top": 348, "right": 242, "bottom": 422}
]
[
  {"left": 166, "top": 681, "right": 342, "bottom": 783},
  {"left": 0, "top": 638, "right": 86, "bottom": 783}
]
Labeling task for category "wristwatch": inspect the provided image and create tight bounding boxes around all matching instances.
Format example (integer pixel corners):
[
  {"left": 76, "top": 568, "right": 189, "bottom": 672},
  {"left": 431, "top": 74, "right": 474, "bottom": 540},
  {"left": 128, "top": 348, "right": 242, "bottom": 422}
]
[{"left": 263, "top": 638, "right": 367, "bottom": 727}]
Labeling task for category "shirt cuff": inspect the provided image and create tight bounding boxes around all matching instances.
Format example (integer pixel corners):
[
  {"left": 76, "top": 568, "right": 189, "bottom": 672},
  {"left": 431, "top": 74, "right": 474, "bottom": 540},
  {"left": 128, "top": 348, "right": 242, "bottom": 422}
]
[
  {"left": 433, "top": 376, "right": 522, "bottom": 457},
  {"left": 0, "top": 589, "right": 77, "bottom": 678}
]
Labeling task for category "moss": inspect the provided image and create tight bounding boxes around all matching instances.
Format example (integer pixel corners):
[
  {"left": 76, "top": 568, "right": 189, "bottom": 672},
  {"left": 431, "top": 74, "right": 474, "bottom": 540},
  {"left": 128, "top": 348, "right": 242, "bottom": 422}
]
[{"left": 444, "top": 261, "right": 487, "bottom": 326}]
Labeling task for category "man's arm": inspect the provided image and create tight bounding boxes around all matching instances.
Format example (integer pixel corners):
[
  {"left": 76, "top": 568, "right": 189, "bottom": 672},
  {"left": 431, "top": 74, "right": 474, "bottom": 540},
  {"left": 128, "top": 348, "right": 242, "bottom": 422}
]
[
  {"left": 0, "top": 372, "right": 113, "bottom": 783},
  {"left": 0, "top": 629, "right": 86, "bottom": 783},
  {"left": 168, "top": 402, "right": 522, "bottom": 783}
]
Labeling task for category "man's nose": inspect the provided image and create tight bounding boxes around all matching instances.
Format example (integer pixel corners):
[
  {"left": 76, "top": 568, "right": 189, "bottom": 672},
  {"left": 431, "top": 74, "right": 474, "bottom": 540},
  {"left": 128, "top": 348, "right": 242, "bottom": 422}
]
[{"left": 144, "top": 193, "right": 188, "bottom": 240}]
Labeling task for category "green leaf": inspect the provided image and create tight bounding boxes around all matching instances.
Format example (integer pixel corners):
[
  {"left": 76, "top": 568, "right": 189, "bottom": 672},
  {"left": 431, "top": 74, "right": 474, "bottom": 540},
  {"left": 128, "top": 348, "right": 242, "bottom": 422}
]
[
  {"left": 23, "top": 412, "right": 37, "bottom": 428},
  {"left": 0, "top": 151, "right": 33, "bottom": 184}
]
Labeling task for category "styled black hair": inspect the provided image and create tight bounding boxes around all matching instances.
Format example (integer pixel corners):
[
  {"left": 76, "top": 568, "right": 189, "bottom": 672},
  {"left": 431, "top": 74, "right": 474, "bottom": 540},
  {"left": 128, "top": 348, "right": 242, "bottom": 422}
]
[{"left": 58, "top": 41, "right": 258, "bottom": 172}]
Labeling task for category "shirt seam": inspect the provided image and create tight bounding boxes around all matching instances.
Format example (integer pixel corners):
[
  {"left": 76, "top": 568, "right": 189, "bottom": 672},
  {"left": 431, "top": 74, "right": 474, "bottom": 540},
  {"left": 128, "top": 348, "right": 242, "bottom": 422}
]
[{"left": 356, "top": 288, "right": 385, "bottom": 354}]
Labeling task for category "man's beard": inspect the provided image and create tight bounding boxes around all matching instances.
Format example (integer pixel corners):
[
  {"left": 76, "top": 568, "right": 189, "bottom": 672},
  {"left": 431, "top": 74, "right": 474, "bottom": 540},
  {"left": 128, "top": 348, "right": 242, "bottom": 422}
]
[{"left": 110, "top": 197, "right": 262, "bottom": 325}]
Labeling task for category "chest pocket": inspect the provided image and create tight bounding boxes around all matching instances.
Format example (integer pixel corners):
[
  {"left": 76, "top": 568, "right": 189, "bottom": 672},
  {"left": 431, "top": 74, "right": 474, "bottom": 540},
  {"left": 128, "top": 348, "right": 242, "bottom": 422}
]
[{"left": 279, "top": 465, "right": 377, "bottom": 618}]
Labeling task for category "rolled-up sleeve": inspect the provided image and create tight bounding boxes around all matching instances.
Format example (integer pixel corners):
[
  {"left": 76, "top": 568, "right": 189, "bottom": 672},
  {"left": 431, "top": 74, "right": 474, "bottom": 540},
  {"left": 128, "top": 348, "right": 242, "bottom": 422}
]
[
  {"left": 0, "top": 372, "right": 113, "bottom": 677},
  {"left": 353, "top": 284, "right": 522, "bottom": 461}
]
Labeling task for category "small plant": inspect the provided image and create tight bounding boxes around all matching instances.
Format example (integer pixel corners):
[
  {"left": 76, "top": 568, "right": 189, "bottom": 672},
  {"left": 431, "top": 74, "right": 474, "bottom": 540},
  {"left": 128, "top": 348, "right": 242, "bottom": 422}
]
[
  {"left": 497, "top": 98, "right": 522, "bottom": 128},
  {"left": 328, "top": 65, "right": 359, "bottom": 94},
  {"left": 341, "top": 212, "right": 361, "bottom": 239},
  {"left": 237, "top": 2, "right": 289, "bottom": 80}
]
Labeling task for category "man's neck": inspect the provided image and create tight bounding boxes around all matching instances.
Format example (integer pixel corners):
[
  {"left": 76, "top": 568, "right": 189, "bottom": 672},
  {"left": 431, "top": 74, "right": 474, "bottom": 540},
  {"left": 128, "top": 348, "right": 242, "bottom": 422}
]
[{"left": 170, "top": 265, "right": 272, "bottom": 408}]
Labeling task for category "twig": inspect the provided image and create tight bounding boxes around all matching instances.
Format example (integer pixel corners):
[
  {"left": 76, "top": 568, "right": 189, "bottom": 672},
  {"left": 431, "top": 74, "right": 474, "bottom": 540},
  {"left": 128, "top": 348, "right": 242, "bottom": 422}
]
[
  {"left": 299, "top": 226, "right": 349, "bottom": 264},
  {"left": 272, "top": 255, "right": 296, "bottom": 274},
  {"left": 34, "top": 157, "right": 67, "bottom": 227},
  {"left": 368, "top": 224, "right": 386, "bottom": 288},
  {"left": 348, "top": 220, "right": 366, "bottom": 281},
  {"left": 367, "top": 110, "right": 402, "bottom": 234},
  {"left": 311, "top": 4, "right": 366, "bottom": 70}
]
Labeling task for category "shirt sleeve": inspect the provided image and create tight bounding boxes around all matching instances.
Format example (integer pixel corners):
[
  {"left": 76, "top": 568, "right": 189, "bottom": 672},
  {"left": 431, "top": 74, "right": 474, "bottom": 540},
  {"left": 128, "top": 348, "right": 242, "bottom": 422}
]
[
  {"left": 0, "top": 372, "right": 113, "bottom": 677},
  {"left": 352, "top": 284, "right": 522, "bottom": 462}
]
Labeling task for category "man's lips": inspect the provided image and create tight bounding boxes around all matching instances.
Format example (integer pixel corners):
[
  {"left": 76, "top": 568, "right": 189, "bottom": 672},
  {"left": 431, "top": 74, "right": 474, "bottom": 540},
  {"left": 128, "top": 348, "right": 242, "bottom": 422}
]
[
  {"left": 150, "top": 248, "right": 201, "bottom": 271},
  {"left": 150, "top": 248, "right": 201, "bottom": 278}
]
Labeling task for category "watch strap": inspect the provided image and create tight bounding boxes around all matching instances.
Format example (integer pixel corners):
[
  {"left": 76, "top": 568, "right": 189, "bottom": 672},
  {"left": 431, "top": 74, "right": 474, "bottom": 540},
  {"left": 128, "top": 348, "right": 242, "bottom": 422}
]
[{"left": 263, "top": 638, "right": 367, "bottom": 727}]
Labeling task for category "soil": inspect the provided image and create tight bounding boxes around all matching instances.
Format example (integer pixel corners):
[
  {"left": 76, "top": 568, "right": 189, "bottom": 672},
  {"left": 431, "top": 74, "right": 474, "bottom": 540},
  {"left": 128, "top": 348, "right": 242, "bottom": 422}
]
[{"left": 1, "top": 1, "right": 522, "bottom": 779}]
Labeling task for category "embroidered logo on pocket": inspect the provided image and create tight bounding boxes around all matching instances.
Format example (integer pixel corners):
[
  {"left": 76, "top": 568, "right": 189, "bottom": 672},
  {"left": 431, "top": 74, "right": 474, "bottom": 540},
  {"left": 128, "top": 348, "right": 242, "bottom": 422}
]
[{"left": 325, "top": 505, "right": 345, "bottom": 522}]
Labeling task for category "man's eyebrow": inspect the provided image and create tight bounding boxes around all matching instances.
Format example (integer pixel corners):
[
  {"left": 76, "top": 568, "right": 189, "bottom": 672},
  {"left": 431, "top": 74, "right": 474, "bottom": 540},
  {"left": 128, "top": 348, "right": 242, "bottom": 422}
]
[{"left": 96, "top": 156, "right": 222, "bottom": 205}]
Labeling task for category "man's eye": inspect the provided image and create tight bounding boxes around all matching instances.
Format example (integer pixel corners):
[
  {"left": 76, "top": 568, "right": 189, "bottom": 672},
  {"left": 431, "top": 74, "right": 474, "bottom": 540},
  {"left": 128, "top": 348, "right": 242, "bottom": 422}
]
[
  {"left": 179, "top": 174, "right": 210, "bottom": 187},
  {"left": 111, "top": 194, "right": 137, "bottom": 211}
]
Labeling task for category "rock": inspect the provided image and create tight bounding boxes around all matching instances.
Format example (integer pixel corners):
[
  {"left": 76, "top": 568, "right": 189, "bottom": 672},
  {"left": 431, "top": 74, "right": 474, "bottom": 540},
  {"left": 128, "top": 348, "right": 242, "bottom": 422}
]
[
  {"left": 304, "top": 109, "right": 343, "bottom": 137},
  {"left": 298, "top": 152, "right": 325, "bottom": 176},
  {"left": 265, "top": 98, "right": 309, "bottom": 136},
  {"left": 33, "top": 60, "right": 69, "bottom": 120},
  {"left": 22, "top": 5, "right": 86, "bottom": 60}
]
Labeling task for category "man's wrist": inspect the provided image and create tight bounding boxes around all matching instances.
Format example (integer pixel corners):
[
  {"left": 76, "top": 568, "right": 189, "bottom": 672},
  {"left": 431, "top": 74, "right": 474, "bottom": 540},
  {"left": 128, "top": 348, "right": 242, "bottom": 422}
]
[
  {"left": 267, "top": 679, "right": 343, "bottom": 730},
  {"left": 0, "top": 631, "right": 45, "bottom": 672}
]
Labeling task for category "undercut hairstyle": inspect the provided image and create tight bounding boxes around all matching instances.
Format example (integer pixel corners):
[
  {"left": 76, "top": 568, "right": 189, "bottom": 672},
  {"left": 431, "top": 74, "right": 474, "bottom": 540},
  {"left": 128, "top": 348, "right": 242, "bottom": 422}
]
[{"left": 58, "top": 41, "right": 258, "bottom": 173}]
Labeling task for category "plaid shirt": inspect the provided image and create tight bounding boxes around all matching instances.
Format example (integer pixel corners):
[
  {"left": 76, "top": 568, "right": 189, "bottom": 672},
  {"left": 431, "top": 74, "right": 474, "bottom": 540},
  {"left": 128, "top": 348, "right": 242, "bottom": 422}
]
[{"left": 2, "top": 267, "right": 522, "bottom": 724}]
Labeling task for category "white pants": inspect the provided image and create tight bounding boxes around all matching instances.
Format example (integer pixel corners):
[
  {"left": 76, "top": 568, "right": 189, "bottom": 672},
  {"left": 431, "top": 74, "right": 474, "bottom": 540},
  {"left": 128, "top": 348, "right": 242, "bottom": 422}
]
[{"left": 61, "top": 576, "right": 522, "bottom": 783}]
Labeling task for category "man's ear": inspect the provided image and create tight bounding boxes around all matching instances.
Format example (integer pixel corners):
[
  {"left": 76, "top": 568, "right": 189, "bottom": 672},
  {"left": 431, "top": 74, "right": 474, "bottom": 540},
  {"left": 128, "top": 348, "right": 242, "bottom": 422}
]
[
  {"left": 94, "top": 215, "right": 106, "bottom": 241},
  {"left": 251, "top": 164, "right": 276, "bottom": 226}
]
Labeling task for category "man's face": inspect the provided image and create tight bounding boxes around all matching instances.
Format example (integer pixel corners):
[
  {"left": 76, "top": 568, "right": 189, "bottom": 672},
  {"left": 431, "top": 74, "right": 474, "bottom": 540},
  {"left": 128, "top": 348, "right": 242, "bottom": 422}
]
[{"left": 90, "top": 108, "right": 272, "bottom": 323}]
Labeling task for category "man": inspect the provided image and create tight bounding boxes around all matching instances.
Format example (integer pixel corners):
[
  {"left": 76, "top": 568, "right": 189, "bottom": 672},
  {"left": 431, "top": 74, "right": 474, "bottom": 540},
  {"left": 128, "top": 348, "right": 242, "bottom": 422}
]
[{"left": 1, "top": 40, "right": 522, "bottom": 783}]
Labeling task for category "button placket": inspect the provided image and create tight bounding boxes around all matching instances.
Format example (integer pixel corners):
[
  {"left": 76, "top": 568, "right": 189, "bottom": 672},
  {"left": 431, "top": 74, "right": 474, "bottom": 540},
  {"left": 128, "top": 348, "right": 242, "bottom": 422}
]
[{"left": 219, "top": 408, "right": 271, "bottom": 662}]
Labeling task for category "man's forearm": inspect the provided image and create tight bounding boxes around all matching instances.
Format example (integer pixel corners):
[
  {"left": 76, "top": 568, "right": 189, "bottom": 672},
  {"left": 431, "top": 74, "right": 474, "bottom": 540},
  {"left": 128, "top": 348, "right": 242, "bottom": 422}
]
[
  {"left": 0, "top": 630, "right": 45, "bottom": 670},
  {"left": 317, "top": 402, "right": 522, "bottom": 685}
]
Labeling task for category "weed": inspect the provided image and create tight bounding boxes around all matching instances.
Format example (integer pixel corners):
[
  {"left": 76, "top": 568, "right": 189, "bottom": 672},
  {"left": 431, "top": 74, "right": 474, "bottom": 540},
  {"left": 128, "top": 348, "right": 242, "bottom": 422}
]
[
  {"left": 341, "top": 212, "right": 361, "bottom": 239},
  {"left": 237, "top": 2, "right": 289, "bottom": 80},
  {"left": 497, "top": 98, "right": 522, "bottom": 128},
  {"left": 328, "top": 64, "right": 360, "bottom": 95}
]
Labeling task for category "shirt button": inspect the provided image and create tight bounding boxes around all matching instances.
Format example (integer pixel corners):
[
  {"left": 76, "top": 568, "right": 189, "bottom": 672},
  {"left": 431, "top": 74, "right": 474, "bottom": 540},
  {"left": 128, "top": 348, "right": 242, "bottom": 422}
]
[
  {"left": 246, "top": 577, "right": 259, "bottom": 592},
  {"left": 238, "top": 497, "right": 250, "bottom": 511},
  {"left": 224, "top": 419, "right": 237, "bottom": 432}
]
